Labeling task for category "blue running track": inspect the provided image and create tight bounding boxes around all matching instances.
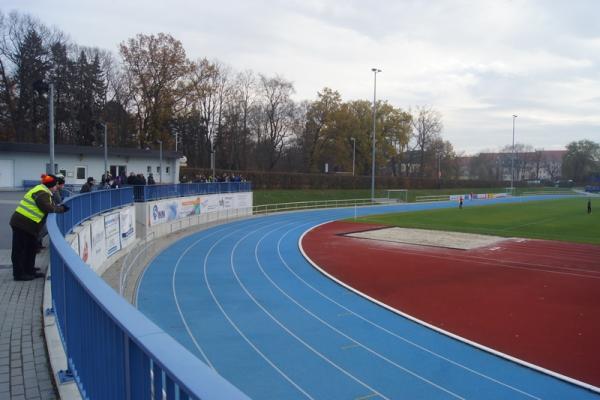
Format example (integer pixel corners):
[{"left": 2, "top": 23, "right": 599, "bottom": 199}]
[{"left": 137, "top": 196, "right": 600, "bottom": 399}]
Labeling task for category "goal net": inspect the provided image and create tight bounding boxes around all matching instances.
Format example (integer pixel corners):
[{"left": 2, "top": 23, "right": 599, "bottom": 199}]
[{"left": 386, "top": 189, "right": 408, "bottom": 203}]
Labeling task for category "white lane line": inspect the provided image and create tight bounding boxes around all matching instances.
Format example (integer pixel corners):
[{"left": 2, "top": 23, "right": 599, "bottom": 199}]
[
  {"left": 229, "top": 222, "right": 394, "bottom": 400},
  {"left": 251, "top": 223, "right": 465, "bottom": 400},
  {"left": 203, "top": 219, "right": 317, "bottom": 399},
  {"left": 355, "top": 393, "right": 378, "bottom": 400},
  {"left": 280, "top": 219, "right": 541, "bottom": 400},
  {"left": 171, "top": 224, "right": 237, "bottom": 370}
]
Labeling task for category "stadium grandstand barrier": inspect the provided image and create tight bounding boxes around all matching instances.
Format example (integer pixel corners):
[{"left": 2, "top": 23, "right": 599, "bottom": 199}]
[
  {"left": 47, "top": 187, "right": 249, "bottom": 399},
  {"left": 585, "top": 185, "right": 600, "bottom": 193},
  {"left": 253, "top": 198, "right": 376, "bottom": 215},
  {"left": 415, "top": 195, "right": 450, "bottom": 202},
  {"left": 521, "top": 190, "right": 576, "bottom": 196},
  {"left": 132, "top": 181, "right": 252, "bottom": 202}
]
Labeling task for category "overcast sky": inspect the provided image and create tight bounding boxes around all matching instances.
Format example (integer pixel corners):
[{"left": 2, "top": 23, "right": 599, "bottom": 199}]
[{"left": 6, "top": 0, "right": 600, "bottom": 154}]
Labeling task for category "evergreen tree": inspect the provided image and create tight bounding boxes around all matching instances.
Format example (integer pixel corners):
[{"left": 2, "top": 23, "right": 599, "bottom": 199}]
[{"left": 15, "top": 28, "right": 49, "bottom": 142}]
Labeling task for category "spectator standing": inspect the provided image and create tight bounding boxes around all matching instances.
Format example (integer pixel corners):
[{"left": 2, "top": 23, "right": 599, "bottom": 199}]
[
  {"left": 127, "top": 172, "right": 136, "bottom": 185},
  {"left": 53, "top": 175, "right": 66, "bottom": 204},
  {"left": 147, "top": 173, "right": 156, "bottom": 185},
  {"left": 80, "top": 177, "right": 95, "bottom": 193},
  {"left": 10, "top": 174, "right": 69, "bottom": 281}
]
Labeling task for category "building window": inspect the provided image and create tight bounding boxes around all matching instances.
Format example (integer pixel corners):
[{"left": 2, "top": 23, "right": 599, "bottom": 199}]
[
  {"left": 147, "top": 166, "right": 152, "bottom": 174},
  {"left": 76, "top": 167, "right": 86, "bottom": 180},
  {"left": 166, "top": 166, "right": 170, "bottom": 174},
  {"left": 157, "top": 166, "right": 161, "bottom": 174},
  {"left": 110, "top": 165, "right": 127, "bottom": 178}
]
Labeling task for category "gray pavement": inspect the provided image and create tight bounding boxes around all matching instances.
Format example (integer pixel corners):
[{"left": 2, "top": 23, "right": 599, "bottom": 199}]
[{"left": 1, "top": 189, "right": 58, "bottom": 400}]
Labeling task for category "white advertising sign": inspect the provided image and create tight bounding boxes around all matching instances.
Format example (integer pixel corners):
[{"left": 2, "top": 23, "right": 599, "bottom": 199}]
[
  {"left": 236, "top": 192, "right": 253, "bottom": 209},
  {"left": 148, "top": 192, "right": 253, "bottom": 227},
  {"left": 149, "top": 200, "right": 179, "bottom": 226},
  {"left": 104, "top": 212, "right": 121, "bottom": 257},
  {"left": 66, "top": 233, "right": 79, "bottom": 256},
  {"left": 89, "top": 217, "right": 107, "bottom": 270},
  {"left": 119, "top": 207, "right": 136, "bottom": 248},
  {"left": 203, "top": 195, "right": 221, "bottom": 214},
  {"left": 179, "top": 196, "right": 203, "bottom": 218},
  {"left": 77, "top": 224, "right": 92, "bottom": 265}
]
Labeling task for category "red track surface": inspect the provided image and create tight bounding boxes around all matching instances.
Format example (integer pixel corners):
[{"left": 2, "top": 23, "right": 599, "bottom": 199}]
[{"left": 302, "top": 221, "right": 600, "bottom": 387}]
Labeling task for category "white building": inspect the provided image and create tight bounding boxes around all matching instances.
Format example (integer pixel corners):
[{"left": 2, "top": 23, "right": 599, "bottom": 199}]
[{"left": 0, "top": 142, "right": 183, "bottom": 189}]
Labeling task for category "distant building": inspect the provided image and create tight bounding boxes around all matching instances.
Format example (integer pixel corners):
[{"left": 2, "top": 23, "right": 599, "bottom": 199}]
[
  {"left": 0, "top": 142, "right": 183, "bottom": 189},
  {"left": 461, "top": 150, "right": 566, "bottom": 182}
]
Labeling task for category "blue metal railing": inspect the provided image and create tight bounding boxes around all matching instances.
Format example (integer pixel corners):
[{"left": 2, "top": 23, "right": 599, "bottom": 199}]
[
  {"left": 47, "top": 188, "right": 249, "bottom": 399},
  {"left": 132, "top": 182, "right": 252, "bottom": 202}
]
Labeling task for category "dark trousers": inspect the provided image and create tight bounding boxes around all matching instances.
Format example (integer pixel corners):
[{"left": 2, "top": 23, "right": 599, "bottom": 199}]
[{"left": 11, "top": 227, "right": 38, "bottom": 278}]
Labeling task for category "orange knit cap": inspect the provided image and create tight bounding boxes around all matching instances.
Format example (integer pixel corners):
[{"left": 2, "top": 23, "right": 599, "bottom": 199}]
[{"left": 41, "top": 174, "right": 57, "bottom": 187}]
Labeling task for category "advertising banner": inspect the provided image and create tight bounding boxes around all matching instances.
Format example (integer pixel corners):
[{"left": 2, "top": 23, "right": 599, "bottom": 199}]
[
  {"left": 119, "top": 207, "right": 136, "bottom": 248},
  {"left": 89, "top": 217, "right": 107, "bottom": 270},
  {"left": 66, "top": 233, "right": 79, "bottom": 256},
  {"left": 203, "top": 195, "right": 221, "bottom": 214},
  {"left": 148, "top": 192, "right": 253, "bottom": 227},
  {"left": 104, "top": 212, "right": 121, "bottom": 257},
  {"left": 77, "top": 224, "right": 92, "bottom": 265},
  {"left": 235, "top": 192, "right": 253, "bottom": 209},
  {"left": 179, "top": 197, "right": 203, "bottom": 218},
  {"left": 149, "top": 200, "right": 179, "bottom": 226}
]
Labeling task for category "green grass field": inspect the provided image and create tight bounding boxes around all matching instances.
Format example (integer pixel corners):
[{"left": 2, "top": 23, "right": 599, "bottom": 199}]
[{"left": 348, "top": 197, "right": 599, "bottom": 245}]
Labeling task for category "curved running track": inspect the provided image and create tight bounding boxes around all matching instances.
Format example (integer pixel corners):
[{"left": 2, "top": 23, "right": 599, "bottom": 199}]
[{"left": 137, "top": 196, "right": 599, "bottom": 399}]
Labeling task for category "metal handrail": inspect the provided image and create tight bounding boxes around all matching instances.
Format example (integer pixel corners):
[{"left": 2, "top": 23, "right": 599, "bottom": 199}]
[
  {"left": 47, "top": 188, "right": 249, "bottom": 399},
  {"left": 252, "top": 198, "right": 377, "bottom": 215}
]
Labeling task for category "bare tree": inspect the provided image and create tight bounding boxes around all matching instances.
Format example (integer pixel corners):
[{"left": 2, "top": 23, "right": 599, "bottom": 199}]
[
  {"left": 255, "top": 74, "right": 295, "bottom": 170},
  {"left": 409, "top": 106, "right": 443, "bottom": 177}
]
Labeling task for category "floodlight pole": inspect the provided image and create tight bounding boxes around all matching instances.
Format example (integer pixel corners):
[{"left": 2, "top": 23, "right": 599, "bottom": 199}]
[
  {"left": 511, "top": 114, "right": 517, "bottom": 194},
  {"left": 103, "top": 123, "right": 108, "bottom": 181},
  {"left": 371, "top": 68, "right": 381, "bottom": 201},
  {"left": 350, "top": 137, "right": 356, "bottom": 176},
  {"left": 48, "top": 83, "right": 55, "bottom": 174},
  {"left": 157, "top": 139, "right": 163, "bottom": 183}
]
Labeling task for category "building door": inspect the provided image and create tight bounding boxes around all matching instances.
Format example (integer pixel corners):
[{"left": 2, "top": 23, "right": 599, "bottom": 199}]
[
  {"left": 0, "top": 160, "right": 14, "bottom": 188},
  {"left": 110, "top": 165, "right": 127, "bottom": 180},
  {"left": 75, "top": 166, "right": 87, "bottom": 185}
]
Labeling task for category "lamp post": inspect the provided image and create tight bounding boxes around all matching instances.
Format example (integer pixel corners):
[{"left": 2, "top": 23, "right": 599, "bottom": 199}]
[
  {"left": 48, "top": 82, "right": 55, "bottom": 174},
  {"left": 103, "top": 123, "right": 108, "bottom": 182},
  {"left": 371, "top": 68, "right": 381, "bottom": 201},
  {"left": 350, "top": 137, "right": 356, "bottom": 176},
  {"left": 157, "top": 139, "right": 163, "bottom": 183},
  {"left": 511, "top": 114, "right": 517, "bottom": 194},
  {"left": 34, "top": 80, "right": 55, "bottom": 174}
]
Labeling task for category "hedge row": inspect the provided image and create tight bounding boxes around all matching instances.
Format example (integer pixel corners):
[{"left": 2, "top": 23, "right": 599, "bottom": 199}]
[{"left": 180, "top": 167, "right": 509, "bottom": 191}]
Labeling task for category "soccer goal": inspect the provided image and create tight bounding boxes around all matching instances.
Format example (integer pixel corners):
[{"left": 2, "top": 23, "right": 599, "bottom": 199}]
[{"left": 386, "top": 189, "right": 408, "bottom": 203}]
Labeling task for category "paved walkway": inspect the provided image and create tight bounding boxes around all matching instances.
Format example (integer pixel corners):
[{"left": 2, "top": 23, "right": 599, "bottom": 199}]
[{"left": 0, "top": 248, "right": 58, "bottom": 399}]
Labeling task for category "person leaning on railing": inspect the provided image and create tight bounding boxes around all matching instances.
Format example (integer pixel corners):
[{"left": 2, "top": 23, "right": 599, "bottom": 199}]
[{"left": 10, "top": 174, "right": 70, "bottom": 281}]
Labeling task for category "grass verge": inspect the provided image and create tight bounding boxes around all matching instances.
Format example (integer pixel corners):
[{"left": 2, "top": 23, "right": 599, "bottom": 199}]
[{"left": 348, "top": 197, "right": 599, "bottom": 245}]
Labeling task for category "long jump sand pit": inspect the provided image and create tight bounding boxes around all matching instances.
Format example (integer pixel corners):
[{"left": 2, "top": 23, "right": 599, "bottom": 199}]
[{"left": 346, "top": 227, "right": 506, "bottom": 250}]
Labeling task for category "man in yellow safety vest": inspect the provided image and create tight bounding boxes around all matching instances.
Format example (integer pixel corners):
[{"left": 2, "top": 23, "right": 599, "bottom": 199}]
[{"left": 10, "top": 174, "right": 69, "bottom": 281}]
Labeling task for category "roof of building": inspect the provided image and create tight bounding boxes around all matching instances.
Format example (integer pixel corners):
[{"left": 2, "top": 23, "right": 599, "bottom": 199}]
[{"left": 0, "top": 142, "right": 182, "bottom": 159}]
